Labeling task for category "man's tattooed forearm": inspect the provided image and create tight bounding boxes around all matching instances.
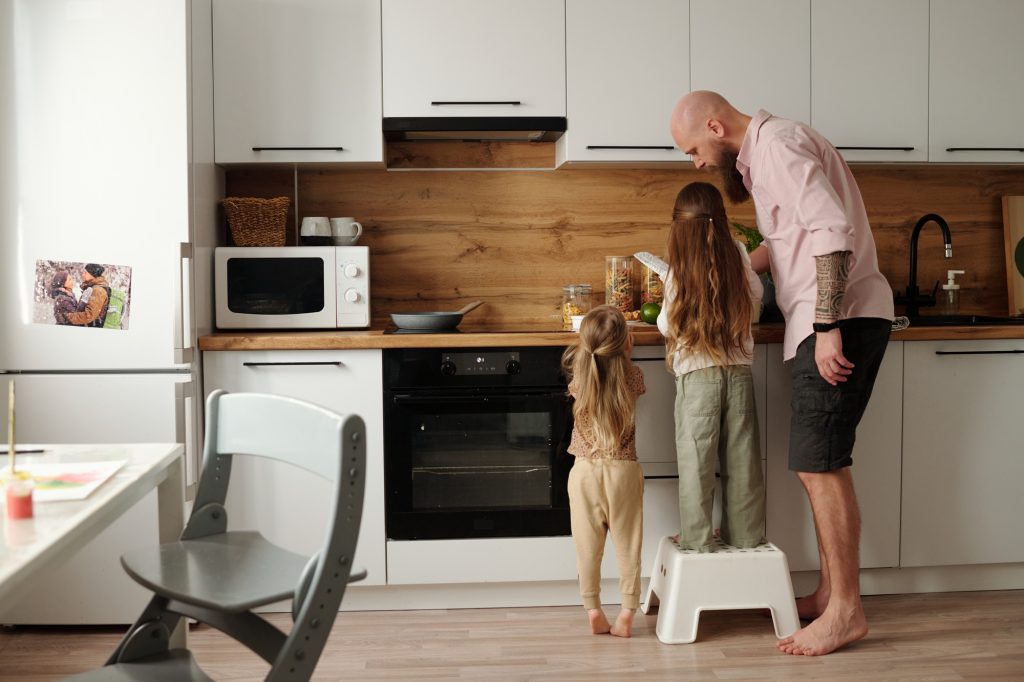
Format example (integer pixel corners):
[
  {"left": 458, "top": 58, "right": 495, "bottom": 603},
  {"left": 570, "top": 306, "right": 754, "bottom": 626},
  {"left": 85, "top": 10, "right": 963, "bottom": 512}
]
[{"left": 815, "top": 251, "right": 851, "bottom": 323}]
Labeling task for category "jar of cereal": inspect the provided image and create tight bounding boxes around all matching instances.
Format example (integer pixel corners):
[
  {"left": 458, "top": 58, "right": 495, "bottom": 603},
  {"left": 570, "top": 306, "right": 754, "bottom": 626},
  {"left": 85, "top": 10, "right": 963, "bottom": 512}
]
[
  {"left": 605, "top": 256, "right": 634, "bottom": 313},
  {"left": 561, "top": 284, "right": 592, "bottom": 331},
  {"left": 640, "top": 262, "right": 664, "bottom": 306}
]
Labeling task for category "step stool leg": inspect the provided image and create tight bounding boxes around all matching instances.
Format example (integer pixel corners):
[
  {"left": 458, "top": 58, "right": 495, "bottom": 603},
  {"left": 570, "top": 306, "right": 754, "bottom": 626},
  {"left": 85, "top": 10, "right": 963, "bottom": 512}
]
[
  {"left": 768, "top": 600, "right": 800, "bottom": 639},
  {"left": 656, "top": 598, "right": 701, "bottom": 645}
]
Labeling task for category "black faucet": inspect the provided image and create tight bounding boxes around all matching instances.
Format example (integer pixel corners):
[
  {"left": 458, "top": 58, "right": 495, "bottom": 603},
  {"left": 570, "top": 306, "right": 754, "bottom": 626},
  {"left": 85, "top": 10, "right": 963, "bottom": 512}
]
[{"left": 895, "top": 213, "right": 953, "bottom": 318}]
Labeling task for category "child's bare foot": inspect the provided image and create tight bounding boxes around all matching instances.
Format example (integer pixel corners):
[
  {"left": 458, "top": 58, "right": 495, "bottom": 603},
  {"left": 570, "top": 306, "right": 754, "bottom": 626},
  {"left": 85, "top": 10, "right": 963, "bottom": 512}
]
[
  {"left": 610, "top": 608, "right": 635, "bottom": 638},
  {"left": 587, "top": 608, "right": 611, "bottom": 634}
]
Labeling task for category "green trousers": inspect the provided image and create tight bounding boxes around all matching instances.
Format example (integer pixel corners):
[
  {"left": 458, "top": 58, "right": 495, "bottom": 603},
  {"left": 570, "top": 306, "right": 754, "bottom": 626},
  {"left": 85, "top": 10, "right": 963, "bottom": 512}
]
[{"left": 674, "top": 365, "right": 765, "bottom": 551}]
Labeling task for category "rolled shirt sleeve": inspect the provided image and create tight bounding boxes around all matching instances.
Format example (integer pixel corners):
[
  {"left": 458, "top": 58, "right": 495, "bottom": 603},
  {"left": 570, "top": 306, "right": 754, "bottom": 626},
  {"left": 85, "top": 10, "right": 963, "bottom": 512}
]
[{"left": 762, "top": 132, "right": 855, "bottom": 257}]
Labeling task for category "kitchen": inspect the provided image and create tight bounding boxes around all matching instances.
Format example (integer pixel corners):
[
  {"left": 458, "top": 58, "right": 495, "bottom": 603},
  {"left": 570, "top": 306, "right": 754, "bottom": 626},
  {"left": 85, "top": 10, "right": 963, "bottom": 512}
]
[{"left": 2, "top": 0, "right": 1024, "bottom": 680}]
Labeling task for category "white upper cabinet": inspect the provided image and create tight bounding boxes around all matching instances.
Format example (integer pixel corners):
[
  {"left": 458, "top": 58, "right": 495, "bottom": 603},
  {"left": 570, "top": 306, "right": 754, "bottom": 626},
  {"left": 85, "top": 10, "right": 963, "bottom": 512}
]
[
  {"left": 558, "top": 0, "right": 688, "bottom": 165},
  {"left": 690, "top": 0, "right": 810, "bottom": 125},
  {"left": 930, "top": 0, "right": 1024, "bottom": 162},
  {"left": 382, "top": 0, "right": 566, "bottom": 118},
  {"left": 811, "top": 0, "right": 928, "bottom": 163},
  {"left": 212, "top": 0, "right": 383, "bottom": 164}
]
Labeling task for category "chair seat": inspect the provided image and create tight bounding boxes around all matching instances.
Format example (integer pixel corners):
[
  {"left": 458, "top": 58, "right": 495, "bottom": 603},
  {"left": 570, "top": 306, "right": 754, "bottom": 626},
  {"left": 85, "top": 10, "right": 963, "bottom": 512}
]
[
  {"left": 62, "top": 649, "right": 214, "bottom": 682},
  {"left": 121, "top": 531, "right": 309, "bottom": 612}
]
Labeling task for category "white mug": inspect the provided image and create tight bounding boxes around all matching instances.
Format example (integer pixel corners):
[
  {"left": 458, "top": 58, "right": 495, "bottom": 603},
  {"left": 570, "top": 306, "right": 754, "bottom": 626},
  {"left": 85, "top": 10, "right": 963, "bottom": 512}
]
[
  {"left": 300, "top": 216, "right": 331, "bottom": 238},
  {"left": 330, "top": 217, "right": 363, "bottom": 245}
]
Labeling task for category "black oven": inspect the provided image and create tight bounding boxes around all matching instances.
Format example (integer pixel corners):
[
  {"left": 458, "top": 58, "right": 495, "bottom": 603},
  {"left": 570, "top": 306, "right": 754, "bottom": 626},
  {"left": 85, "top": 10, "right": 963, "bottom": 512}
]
[{"left": 383, "top": 347, "right": 573, "bottom": 540}]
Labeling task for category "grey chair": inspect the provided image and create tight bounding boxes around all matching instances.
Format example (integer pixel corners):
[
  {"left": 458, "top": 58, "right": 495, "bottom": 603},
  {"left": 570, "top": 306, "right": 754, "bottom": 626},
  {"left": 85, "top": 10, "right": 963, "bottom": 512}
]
[{"left": 65, "top": 390, "right": 367, "bottom": 682}]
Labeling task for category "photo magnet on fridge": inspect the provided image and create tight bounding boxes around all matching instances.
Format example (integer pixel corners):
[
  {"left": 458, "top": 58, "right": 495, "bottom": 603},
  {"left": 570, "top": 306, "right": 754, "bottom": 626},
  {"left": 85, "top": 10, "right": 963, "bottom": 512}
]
[{"left": 33, "top": 259, "right": 132, "bottom": 330}]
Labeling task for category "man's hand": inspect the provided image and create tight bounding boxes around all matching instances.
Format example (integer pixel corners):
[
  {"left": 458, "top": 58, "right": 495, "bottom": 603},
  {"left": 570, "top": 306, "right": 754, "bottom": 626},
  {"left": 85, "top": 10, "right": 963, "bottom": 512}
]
[{"left": 815, "top": 328, "right": 854, "bottom": 385}]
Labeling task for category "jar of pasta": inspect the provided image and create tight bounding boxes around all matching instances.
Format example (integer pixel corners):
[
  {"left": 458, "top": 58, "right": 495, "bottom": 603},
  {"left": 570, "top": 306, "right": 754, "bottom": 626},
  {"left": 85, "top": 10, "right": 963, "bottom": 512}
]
[
  {"left": 561, "top": 284, "right": 592, "bottom": 331},
  {"left": 640, "top": 262, "right": 664, "bottom": 305},
  {"left": 605, "top": 256, "right": 634, "bottom": 313}
]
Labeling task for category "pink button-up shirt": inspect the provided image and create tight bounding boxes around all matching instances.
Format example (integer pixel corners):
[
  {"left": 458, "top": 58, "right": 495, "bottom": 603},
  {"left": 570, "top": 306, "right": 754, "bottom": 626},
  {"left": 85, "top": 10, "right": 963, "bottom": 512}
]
[{"left": 736, "top": 110, "right": 894, "bottom": 360}]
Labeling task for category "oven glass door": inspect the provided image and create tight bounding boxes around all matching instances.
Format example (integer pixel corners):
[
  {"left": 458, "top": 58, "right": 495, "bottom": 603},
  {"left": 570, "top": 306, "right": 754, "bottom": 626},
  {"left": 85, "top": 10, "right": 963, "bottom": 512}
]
[
  {"left": 226, "top": 257, "right": 326, "bottom": 315},
  {"left": 385, "top": 389, "right": 573, "bottom": 540}
]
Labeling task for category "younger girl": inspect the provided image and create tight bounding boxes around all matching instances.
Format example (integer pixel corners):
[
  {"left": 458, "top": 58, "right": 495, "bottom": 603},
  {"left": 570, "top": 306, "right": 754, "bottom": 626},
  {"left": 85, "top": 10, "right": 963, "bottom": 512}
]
[
  {"left": 657, "top": 182, "right": 765, "bottom": 552},
  {"left": 562, "top": 305, "right": 646, "bottom": 637}
]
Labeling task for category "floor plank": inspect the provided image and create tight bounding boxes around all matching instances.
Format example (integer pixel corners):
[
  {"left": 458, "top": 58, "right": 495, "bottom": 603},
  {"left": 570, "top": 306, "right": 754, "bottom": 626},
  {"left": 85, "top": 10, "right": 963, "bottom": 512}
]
[{"left": 0, "top": 590, "right": 1021, "bottom": 681}]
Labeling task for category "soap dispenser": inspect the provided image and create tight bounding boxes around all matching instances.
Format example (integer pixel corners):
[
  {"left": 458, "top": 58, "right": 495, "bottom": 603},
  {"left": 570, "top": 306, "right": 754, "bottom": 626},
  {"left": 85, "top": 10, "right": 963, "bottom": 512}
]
[{"left": 941, "top": 269, "right": 965, "bottom": 315}]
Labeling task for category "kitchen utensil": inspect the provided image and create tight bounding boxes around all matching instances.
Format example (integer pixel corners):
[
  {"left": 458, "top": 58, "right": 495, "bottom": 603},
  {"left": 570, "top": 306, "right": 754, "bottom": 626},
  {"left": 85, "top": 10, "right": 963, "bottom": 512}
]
[
  {"left": 390, "top": 301, "right": 483, "bottom": 331},
  {"left": 330, "top": 217, "right": 363, "bottom": 246}
]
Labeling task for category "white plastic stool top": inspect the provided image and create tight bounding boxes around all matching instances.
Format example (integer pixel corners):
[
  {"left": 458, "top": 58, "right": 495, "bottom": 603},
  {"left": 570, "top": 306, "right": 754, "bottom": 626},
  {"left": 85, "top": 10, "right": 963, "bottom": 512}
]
[{"left": 641, "top": 536, "right": 800, "bottom": 645}]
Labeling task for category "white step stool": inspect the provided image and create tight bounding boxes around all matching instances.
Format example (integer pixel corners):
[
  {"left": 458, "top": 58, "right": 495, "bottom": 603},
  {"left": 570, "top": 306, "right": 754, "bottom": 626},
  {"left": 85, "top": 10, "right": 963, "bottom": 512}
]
[{"left": 641, "top": 536, "right": 800, "bottom": 644}]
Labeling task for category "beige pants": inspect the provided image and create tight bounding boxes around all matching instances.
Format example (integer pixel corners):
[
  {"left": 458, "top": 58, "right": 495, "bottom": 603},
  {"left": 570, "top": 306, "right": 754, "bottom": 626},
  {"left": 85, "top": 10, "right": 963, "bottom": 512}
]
[{"left": 567, "top": 458, "right": 644, "bottom": 610}]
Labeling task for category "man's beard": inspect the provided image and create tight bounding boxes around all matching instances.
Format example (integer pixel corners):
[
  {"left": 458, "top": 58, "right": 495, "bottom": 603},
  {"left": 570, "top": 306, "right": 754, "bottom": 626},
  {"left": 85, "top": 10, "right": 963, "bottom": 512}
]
[{"left": 710, "top": 145, "right": 749, "bottom": 204}]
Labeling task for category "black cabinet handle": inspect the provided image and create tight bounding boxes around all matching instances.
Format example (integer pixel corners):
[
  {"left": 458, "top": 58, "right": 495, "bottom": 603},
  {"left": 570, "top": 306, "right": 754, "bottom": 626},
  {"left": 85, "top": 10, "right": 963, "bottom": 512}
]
[
  {"left": 935, "top": 350, "right": 1024, "bottom": 356},
  {"left": 586, "top": 145, "right": 676, "bottom": 150},
  {"left": 430, "top": 101, "right": 521, "bottom": 106},
  {"left": 836, "top": 146, "right": 915, "bottom": 151},
  {"left": 945, "top": 147, "right": 1024, "bottom": 152},
  {"left": 243, "top": 361, "right": 345, "bottom": 367},
  {"left": 251, "top": 146, "right": 345, "bottom": 151}
]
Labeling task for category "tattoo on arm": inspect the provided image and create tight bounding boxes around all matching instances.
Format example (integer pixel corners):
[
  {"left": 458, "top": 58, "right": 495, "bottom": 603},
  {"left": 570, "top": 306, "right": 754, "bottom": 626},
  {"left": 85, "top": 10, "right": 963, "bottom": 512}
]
[{"left": 815, "top": 251, "right": 851, "bottom": 323}]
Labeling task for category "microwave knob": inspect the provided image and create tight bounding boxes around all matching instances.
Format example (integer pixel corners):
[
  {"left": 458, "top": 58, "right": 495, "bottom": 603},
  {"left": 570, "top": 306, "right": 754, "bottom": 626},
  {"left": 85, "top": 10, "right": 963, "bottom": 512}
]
[
  {"left": 343, "top": 263, "right": 361, "bottom": 278},
  {"left": 505, "top": 359, "right": 521, "bottom": 375},
  {"left": 344, "top": 288, "right": 360, "bottom": 303},
  {"left": 440, "top": 360, "right": 457, "bottom": 376}
]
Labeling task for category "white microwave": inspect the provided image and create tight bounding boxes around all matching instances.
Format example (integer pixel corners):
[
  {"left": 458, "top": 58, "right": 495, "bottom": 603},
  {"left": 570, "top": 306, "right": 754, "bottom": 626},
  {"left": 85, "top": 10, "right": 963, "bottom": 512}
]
[{"left": 215, "top": 246, "right": 370, "bottom": 329}]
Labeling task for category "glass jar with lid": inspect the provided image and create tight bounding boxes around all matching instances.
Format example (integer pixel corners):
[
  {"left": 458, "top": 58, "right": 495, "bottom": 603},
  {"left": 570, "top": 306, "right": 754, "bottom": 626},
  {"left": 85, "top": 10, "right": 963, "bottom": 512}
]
[
  {"left": 561, "top": 284, "right": 592, "bottom": 331},
  {"left": 640, "top": 262, "right": 664, "bottom": 306},
  {"left": 605, "top": 256, "right": 634, "bottom": 313}
]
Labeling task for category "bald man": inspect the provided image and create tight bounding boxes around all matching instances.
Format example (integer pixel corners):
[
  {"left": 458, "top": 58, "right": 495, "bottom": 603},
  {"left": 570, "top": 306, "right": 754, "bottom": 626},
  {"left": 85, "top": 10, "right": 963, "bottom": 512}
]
[{"left": 670, "top": 92, "right": 894, "bottom": 656}]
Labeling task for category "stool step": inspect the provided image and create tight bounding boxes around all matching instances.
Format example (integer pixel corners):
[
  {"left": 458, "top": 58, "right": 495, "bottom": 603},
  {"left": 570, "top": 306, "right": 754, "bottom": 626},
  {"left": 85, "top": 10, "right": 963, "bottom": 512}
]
[{"left": 642, "top": 535, "right": 800, "bottom": 644}]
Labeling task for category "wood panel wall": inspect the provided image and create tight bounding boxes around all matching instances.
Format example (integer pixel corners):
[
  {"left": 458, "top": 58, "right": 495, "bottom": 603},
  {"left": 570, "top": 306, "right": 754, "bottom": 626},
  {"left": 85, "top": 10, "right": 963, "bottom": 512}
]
[{"left": 224, "top": 151, "right": 1024, "bottom": 328}]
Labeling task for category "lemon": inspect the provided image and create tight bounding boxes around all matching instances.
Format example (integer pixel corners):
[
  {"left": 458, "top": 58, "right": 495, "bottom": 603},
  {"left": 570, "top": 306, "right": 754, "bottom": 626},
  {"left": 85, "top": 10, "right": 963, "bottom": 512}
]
[{"left": 640, "top": 302, "right": 661, "bottom": 325}]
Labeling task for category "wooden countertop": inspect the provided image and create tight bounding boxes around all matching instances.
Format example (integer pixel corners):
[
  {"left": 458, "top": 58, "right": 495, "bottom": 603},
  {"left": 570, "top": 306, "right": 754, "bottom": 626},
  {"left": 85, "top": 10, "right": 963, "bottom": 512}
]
[{"left": 198, "top": 322, "right": 1024, "bottom": 351}]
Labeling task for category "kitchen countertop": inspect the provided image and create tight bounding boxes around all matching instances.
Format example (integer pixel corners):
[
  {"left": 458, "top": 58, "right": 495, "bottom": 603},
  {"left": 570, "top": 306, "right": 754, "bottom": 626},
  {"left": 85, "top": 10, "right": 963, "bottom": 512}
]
[{"left": 198, "top": 322, "right": 1024, "bottom": 351}]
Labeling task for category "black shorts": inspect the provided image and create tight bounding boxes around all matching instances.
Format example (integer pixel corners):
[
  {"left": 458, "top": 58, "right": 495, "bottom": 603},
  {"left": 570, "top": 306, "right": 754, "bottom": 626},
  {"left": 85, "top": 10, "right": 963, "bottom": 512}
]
[{"left": 789, "top": 318, "right": 891, "bottom": 473}]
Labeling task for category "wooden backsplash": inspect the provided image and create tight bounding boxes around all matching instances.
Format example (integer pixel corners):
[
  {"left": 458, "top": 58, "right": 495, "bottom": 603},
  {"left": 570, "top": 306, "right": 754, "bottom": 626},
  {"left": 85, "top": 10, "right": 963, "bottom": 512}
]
[{"left": 225, "top": 155, "right": 1024, "bottom": 328}]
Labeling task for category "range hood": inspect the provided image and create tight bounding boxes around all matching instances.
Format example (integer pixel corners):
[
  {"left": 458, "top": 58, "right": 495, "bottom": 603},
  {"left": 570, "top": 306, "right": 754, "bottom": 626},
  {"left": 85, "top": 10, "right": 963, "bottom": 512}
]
[{"left": 383, "top": 116, "right": 567, "bottom": 142}]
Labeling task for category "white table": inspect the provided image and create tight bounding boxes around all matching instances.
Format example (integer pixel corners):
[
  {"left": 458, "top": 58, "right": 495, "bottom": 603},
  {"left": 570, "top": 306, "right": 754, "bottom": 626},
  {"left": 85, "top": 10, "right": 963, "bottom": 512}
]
[{"left": 0, "top": 444, "right": 184, "bottom": 641}]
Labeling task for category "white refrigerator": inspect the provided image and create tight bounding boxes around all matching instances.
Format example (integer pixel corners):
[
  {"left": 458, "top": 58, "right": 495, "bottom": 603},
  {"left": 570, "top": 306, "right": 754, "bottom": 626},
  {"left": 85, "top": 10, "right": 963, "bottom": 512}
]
[{"left": 0, "top": 0, "right": 219, "bottom": 623}]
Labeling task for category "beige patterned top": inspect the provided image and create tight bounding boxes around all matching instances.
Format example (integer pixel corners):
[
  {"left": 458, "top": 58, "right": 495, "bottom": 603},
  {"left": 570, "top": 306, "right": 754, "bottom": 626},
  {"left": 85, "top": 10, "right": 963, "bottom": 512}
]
[{"left": 567, "top": 363, "right": 646, "bottom": 460}]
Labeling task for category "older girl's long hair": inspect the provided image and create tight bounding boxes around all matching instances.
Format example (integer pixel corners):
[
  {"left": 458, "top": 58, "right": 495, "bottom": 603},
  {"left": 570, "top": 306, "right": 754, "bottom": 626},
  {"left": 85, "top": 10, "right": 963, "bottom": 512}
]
[
  {"left": 561, "top": 306, "right": 634, "bottom": 457},
  {"left": 665, "top": 182, "right": 753, "bottom": 367}
]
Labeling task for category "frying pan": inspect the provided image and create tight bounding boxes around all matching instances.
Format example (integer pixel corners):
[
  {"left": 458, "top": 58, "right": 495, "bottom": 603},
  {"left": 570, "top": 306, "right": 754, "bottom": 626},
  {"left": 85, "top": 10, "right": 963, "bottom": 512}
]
[{"left": 390, "top": 301, "right": 483, "bottom": 331}]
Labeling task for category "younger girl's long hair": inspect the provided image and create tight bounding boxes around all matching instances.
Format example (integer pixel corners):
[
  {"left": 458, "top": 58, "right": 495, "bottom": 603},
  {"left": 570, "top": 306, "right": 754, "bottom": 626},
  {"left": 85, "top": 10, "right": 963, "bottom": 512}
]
[
  {"left": 665, "top": 182, "right": 754, "bottom": 367},
  {"left": 561, "top": 306, "right": 635, "bottom": 457}
]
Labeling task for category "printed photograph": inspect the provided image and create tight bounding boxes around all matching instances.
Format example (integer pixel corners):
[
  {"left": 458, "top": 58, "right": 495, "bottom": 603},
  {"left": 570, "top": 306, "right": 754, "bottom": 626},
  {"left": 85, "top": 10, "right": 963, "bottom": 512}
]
[{"left": 33, "top": 259, "right": 132, "bottom": 330}]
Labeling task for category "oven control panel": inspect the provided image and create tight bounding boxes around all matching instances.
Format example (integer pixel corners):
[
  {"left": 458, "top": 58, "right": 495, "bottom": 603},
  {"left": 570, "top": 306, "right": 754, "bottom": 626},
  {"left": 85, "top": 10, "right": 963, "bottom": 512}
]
[{"left": 442, "top": 351, "right": 521, "bottom": 375}]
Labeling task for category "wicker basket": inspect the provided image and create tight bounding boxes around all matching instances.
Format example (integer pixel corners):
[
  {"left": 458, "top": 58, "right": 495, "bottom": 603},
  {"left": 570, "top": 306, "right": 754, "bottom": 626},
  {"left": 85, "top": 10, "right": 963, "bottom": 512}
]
[{"left": 222, "top": 196, "right": 290, "bottom": 247}]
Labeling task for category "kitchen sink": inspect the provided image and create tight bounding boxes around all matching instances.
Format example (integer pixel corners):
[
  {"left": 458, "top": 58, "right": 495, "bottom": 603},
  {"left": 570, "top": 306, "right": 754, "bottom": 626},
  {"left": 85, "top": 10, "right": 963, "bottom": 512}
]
[{"left": 907, "top": 314, "right": 1024, "bottom": 327}]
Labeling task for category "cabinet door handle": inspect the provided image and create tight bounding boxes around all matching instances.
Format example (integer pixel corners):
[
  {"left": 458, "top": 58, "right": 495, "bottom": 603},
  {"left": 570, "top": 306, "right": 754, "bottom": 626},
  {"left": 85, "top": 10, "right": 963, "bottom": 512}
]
[
  {"left": 243, "top": 361, "right": 345, "bottom": 367},
  {"left": 945, "top": 147, "right": 1024, "bottom": 152},
  {"left": 836, "top": 146, "right": 915, "bottom": 151},
  {"left": 586, "top": 145, "right": 676, "bottom": 151},
  {"left": 251, "top": 146, "right": 346, "bottom": 151},
  {"left": 934, "top": 350, "right": 1024, "bottom": 355},
  {"left": 430, "top": 101, "right": 521, "bottom": 106}
]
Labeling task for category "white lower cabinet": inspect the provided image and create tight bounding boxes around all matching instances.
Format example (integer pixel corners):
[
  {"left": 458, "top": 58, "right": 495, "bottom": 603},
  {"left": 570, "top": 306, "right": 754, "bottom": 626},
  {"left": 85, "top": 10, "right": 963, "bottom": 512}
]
[
  {"left": 202, "top": 350, "right": 386, "bottom": 586},
  {"left": 765, "top": 342, "right": 903, "bottom": 571},
  {"left": 901, "top": 340, "right": 1024, "bottom": 567}
]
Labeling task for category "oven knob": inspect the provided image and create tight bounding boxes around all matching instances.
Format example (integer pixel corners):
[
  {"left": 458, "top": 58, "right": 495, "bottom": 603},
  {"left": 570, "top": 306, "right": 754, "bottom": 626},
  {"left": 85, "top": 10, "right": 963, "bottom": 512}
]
[
  {"left": 505, "top": 359, "right": 521, "bottom": 375},
  {"left": 343, "top": 264, "right": 360, "bottom": 278},
  {"left": 440, "top": 360, "right": 457, "bottom": 376},
  {"left": 344, "top": 289, "right": 360, "bottom": 303}
]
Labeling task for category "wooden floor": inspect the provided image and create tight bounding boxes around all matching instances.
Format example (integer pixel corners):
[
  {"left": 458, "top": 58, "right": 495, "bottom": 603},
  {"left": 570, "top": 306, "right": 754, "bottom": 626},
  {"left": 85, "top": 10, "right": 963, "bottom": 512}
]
[{"left": 1, "top": 590, "right": 1022, "bottom": 681}]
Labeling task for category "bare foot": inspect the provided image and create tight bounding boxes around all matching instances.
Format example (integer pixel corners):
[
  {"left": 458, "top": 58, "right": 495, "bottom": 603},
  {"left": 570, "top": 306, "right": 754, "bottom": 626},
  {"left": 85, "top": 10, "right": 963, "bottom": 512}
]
[
  {"left": 610, "top": 608, "right": 635, "bottom": 638},
  {"left": 795, "top": 590, "right": 830, "bottom": 621},
  {"left": 777, "top": 603, "right": 868, "bottom": 656},
  {"left": 587, "top": 608, "right": 611, "bottom": 635}
]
